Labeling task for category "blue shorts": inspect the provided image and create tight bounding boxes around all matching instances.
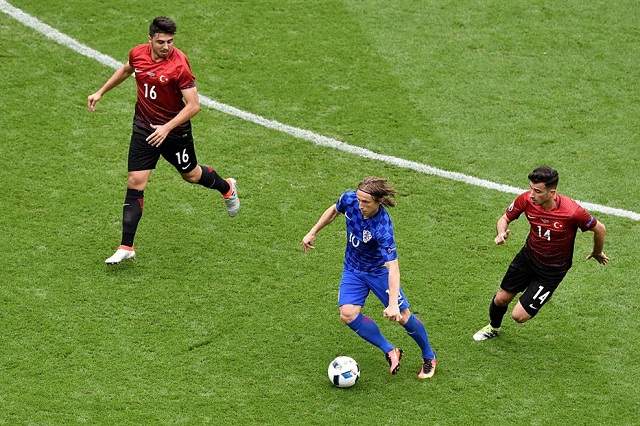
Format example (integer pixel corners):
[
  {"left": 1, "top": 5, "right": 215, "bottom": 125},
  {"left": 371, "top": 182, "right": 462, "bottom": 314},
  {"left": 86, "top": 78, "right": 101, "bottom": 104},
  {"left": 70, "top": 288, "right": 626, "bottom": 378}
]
[{"left": 338, "top": 268, "right": 410, "bottom": 310}]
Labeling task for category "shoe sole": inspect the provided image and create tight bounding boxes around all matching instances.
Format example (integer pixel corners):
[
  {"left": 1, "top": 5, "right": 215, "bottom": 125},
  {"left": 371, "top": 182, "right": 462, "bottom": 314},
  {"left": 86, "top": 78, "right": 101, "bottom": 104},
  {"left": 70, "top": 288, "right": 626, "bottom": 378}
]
[
  {"left": 473, "top": 332, "right": 498, "bottom": 342},
  {"left": 105, "top": 254, "right": 135, "bottom": 265}
]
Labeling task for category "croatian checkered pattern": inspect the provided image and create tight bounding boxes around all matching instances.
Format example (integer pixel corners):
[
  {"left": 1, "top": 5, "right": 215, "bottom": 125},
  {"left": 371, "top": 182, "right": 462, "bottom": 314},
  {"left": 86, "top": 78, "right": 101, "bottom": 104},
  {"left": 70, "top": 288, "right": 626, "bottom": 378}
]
[{"left": 335, "top": 191, "right": 397, "bottom": 272}]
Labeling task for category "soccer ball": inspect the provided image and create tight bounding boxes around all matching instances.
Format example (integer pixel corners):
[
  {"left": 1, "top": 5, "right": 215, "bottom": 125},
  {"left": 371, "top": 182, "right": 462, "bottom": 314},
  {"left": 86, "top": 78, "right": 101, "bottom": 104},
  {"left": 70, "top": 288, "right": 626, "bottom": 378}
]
[{"left": 328, "top": 356, "right": 360, "bottom": 388}]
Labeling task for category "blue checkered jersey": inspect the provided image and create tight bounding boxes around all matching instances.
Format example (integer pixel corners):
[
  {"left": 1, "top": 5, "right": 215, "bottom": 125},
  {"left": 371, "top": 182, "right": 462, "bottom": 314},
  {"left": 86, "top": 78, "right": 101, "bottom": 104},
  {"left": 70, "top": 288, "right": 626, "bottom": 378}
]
[{"left": 335, "top": 191, "right": 398, "bottom": 272}]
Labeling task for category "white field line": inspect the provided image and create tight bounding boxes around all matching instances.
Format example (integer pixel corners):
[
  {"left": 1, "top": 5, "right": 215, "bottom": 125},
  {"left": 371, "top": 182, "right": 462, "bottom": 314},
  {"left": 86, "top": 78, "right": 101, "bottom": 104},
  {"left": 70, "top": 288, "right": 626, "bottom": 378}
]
[{"left": 2, "top": 0, "right": 638, "bottom": 221}]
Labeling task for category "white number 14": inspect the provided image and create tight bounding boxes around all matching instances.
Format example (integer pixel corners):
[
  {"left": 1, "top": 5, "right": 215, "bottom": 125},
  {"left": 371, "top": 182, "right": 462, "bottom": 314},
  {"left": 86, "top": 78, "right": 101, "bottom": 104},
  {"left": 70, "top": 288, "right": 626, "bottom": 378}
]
[
  {"left": 533, "top": 285, "right": 551, "bottom": 304},
  {"left": 537, "top": 226, "right": 551, "bottom": 241}
]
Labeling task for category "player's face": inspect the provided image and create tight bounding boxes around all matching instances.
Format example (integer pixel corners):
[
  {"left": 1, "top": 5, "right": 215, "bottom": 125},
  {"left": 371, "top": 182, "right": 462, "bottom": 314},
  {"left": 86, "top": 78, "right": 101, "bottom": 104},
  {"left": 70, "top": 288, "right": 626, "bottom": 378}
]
[
  {"left": 529, "top": 181, "right": 556, "bottom": 207},
  {"left": 149, "top": 33, "right": 174, "bottom": 60},
  {"left": 356, "top": 190, "right": 380, "bottom": 218}
]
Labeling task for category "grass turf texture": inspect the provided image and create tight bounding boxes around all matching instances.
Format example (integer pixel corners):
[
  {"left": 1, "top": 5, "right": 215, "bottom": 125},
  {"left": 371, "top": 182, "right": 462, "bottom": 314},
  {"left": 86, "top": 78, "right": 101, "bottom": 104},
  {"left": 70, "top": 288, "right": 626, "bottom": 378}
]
[{"left": 1, "top": 1, "right": 639, "bottom": 423}]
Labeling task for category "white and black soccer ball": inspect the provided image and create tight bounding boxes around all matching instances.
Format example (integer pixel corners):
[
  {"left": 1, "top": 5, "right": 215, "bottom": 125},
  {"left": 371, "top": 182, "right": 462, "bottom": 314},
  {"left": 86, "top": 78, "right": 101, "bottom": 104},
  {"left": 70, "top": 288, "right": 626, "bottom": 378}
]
[{"left": 328, "top": 356, "right": 360, "bottom": 388}]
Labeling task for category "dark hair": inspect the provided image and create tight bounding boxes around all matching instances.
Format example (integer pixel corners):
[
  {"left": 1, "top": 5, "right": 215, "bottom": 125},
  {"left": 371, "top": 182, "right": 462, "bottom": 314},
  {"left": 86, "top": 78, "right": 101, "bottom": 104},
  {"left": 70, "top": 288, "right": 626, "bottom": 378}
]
[
  {"left": 357, "top": 177, "right": 397, "bottom": 207},
  {"left": 528, "top": 166, "right": 559, "bottom": 189},
  {"left": 149, "top": 16, "right": 176, "bottom": 36}
]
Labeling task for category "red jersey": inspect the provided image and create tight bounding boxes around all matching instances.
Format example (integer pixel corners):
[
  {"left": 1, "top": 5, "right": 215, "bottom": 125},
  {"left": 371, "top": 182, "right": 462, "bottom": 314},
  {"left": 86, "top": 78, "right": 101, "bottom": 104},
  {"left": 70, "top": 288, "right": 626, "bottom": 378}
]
[
  {"left": 505, "top": 192, "right": 597, "bottom": 269},
  {"left": 128, "top": 44, "right": 196, "bottom": 133}
]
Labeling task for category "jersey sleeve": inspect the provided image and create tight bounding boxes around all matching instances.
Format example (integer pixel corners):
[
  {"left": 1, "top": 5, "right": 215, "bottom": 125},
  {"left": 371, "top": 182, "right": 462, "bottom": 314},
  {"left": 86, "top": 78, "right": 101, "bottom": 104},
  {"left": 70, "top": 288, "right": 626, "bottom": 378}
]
[
  {"left": 376, "top": 218, "right": 398, "bottom": 262},
  {"left": 128, "top": 47, "right": 136, "bottom": 65},
  {"left": 176, "top": 59, "right": 196, "bottom": 90},
  {"left": 335, "top": 192, "right": 348, "bottom": 214},
  {"left": 574, "top": 205, "right": 597, "bottom": 232},
  {"left": 505, "top": 192, "right": 528, "bottom": 221}
]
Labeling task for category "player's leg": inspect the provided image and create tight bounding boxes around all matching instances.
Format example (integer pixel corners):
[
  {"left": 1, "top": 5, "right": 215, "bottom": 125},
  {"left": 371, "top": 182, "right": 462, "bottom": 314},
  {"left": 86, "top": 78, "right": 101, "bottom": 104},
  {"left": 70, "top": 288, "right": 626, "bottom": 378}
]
[
  {"left": 188, "top": 165, "right": 239, "bottom": 217},
  {"left": 162, "top": 132, "right": 239, "bottom": 216},
  {"left": 182, "top": 164, "right": 227, "bottom": 192},
  {"left": 398, "top": 308, "right": 438, "bottom": 379},
  {"left": 473, "top": 290, "right": 516, "bottom": 341},
  {"left": 473, "top": 249, "right": 530, "bottom": 340},
  {"left": 491, "top": 288, "right": 516, "bottom": 326},
  {"left": 511, "top": 301, "right": 532, "bottom": 323},
  {"left": 339, "top": 304, "right": 399, "bottom": 373},
  {"left": 106, "top": 172, "right": 152, "bottom": 265},
  {"left": 121, "top": 169, "right": 151, "bottom": 241},
  {"left": 365, "top": 270, "right": 415, "bottom": 375},
  {"left": 106, "top": 127, "right": 159, "bottom": 264},
  {"left": 399, "top": 309, "right": 436, "bottom": 362},
  {"left": 339, "top": 270, "right": 399, "bottom": 374}
]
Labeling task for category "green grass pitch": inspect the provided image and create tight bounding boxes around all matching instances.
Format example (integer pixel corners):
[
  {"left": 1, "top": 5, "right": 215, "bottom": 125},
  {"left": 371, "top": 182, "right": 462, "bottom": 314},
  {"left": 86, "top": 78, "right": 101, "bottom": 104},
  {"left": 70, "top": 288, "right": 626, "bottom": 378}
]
[{"left": 1, "top": 1, "right": 638, "bottom": 423}]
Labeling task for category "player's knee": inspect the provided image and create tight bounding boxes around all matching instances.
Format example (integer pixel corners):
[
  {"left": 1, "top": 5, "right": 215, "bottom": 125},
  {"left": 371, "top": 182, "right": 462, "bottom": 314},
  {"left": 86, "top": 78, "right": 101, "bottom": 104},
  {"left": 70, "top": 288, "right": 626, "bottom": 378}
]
[
  {"left": 511, "top": 311, "right": 530, "bottom": 323},
  {"left": 494, "top": 290, "right": 513, "bottom": 306},
  {"left": 127, "top": 175, "right": 146, "bottom": 189},
  {"left": 339, "top": 312, "right": 356, "bottom": 324},
  {"left": 339, "top": 308, "right": 358, "bottom": 324}
]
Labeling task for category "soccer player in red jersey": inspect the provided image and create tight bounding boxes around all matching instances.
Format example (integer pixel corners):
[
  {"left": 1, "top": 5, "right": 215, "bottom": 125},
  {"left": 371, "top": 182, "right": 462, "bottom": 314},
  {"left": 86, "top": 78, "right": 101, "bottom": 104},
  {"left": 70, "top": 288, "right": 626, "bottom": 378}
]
[
  {"left": 87, "top": 17, "right": 239, "bottom": 264},
  {"left": 473, "top": 166, "right": 608, "bottom": 341}
]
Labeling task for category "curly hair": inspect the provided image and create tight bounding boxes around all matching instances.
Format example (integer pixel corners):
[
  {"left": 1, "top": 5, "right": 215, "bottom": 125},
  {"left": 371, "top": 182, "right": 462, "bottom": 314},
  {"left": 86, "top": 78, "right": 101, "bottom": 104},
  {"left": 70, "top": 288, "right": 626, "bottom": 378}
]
[{"left": 357, "top": 176, "right": 397, "bottom": 207}]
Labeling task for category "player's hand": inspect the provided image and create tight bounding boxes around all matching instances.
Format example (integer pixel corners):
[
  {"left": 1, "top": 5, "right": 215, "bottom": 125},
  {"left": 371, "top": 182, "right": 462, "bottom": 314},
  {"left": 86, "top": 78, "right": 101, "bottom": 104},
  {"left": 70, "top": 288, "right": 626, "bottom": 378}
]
[
  {"left": 87, "top": 92, "right": 102, "bottom": 112},
  {"left": 495, "top": 229, "right": 511, "bottom": 245},
  {"left": 301, "top": 232, "right": 316, "bottom": 253},
  {"left": 147, "top": 124, "right": 171, "bottom": 147},
  {"left": 383, "top": 304, "right": 401, "bottom": 322},
  {"left": 587, "top": 252, "right": 609, "bottom": 265}
]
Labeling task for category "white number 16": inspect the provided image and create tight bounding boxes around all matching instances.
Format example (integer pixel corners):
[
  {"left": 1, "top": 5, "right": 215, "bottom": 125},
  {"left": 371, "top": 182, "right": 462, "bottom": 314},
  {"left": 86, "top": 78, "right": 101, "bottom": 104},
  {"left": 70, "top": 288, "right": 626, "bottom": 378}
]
[{"left": 175, "top": 149, "right": 189, "bottom": 164}]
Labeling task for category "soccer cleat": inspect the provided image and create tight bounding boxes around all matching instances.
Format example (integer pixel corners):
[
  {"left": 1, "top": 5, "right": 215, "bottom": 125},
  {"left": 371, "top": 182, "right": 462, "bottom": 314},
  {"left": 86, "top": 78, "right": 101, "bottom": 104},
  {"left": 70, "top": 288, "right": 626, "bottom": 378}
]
[
  {"left": 417, "top": 358, "right": 437, "bottom": 379},
  {"left": 222, "top": 178, "right": 240, "bottom": 217},
  {"left": 105, "top": 245, "right": 135, "bottom": 265},
  {"left": 473, "top": 324, "right": 500, "bottom": 341},
  {"left": 385, "top": 347, "right": 403, "bottom": 375}
]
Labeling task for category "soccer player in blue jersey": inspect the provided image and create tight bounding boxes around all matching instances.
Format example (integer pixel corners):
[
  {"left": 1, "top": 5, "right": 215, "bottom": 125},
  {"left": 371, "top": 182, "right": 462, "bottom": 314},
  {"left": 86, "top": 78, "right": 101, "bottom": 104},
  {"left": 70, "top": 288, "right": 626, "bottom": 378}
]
[{"left": 302, "top": 177, "right": 437, "bottom": 379}]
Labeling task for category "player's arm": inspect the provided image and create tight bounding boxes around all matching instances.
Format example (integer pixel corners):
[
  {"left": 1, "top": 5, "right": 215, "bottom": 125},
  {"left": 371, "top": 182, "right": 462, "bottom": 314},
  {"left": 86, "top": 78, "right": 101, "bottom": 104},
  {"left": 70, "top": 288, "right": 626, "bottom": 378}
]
[
  {"left": 382, "top": 259, "right": 402, "bottom": 322},
  {"left": 301, "top": 204, "right": 340, "bottom": 253},
  {"left": 87, "top": 62, "right": 134, "bottom": 111},
  {"left": 146, "top": 87, "right": 201, "bottom": 147},
  {"left": 586, "top": 220, "right": 609, "bottom": 265},
  {"left": 495, "top": 213, "right": 512, "bottom": 245}
]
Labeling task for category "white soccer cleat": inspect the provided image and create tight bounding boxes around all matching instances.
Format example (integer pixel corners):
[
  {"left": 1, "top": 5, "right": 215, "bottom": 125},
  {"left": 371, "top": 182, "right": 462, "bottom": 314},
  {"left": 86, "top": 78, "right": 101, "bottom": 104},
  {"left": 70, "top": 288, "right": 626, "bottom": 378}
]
[
  {"left": 473, "top": 324, "right": 500, "bottom": 341},
  {"left": 223, "top": 178, "right": 240, "bottom": 217},
  {"left": 105, "top": 245, "right": 135, "bottom": 265}
]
